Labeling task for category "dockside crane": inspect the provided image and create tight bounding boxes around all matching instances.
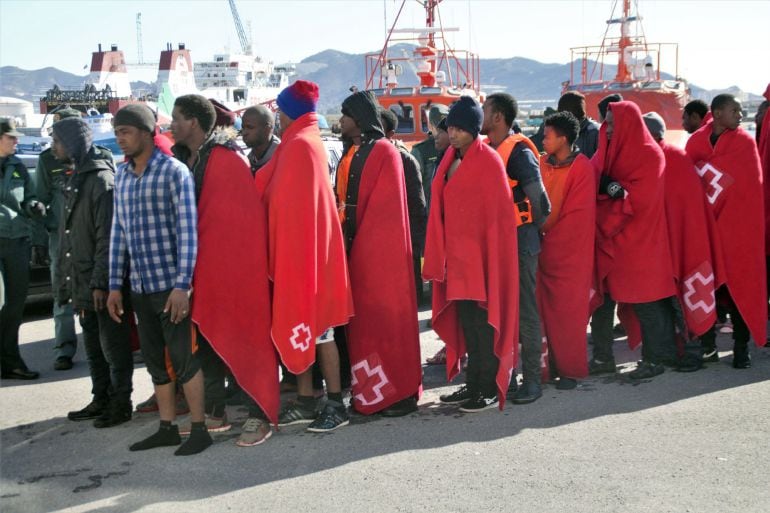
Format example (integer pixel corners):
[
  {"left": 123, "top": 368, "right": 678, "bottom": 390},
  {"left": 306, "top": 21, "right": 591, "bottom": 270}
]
[{"left": 228, "top": 0, "right": 252, "bottom": 55}]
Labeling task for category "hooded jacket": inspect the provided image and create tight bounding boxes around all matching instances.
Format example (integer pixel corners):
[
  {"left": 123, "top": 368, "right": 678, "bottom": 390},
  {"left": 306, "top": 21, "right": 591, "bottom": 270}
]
[
  {"left": 36, "top": 145, "right": 113, "bottom": 232},
  {"left": 56, "top": 146, "right": 116, "bottom": 309}
]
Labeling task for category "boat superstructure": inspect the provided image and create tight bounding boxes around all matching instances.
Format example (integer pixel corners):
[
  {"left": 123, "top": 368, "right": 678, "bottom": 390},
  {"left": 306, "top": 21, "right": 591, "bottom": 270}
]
[
  {"left": 365, "top": 0, "right": 483, "bottom": 145},
  {"left": 563, "top": 0, "right": 690, "bottom": 145}
]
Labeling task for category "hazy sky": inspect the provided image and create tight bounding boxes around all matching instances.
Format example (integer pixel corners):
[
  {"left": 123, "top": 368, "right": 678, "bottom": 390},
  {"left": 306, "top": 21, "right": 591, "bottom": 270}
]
[{"left": 1, "top": 0, "right": 768, "bottom": 94}]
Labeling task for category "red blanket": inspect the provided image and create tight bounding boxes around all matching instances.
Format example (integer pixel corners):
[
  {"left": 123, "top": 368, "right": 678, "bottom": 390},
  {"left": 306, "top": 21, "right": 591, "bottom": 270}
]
[
  {"left": 254, "top": 112, "right": 353, "bottom": 375},
  {"left": 660, "top": 141, "right": 726, "bottom": 337},
  {"left": 591, "top": 101, "right": 676, "bottom": 348},
  {"left": 192, "top": 146, "right": 279, "bottom": 423},
  {"left": 761, "top": 83, "right": 770, "bottom": 255},
  {"left": 537, "top": 153, "right": 595, "bottom": 379},
  {"left": 686, "top": 120, "right": 767, "bottom": 346},
  {"left": 345, "top": 139, "right": 421, "bottom": 415},
  {"left": 423, "top": 137, "right": 519, "bottom": 407}
]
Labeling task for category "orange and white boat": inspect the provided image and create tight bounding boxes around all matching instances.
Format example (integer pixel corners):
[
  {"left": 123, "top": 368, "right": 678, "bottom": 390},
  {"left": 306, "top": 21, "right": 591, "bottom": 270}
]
[
  {"left": 563, "top": 0, "right": 690, "bottom": 146},
  {"left": 364, "top": 0, "right": 483, "bottom": 146}
]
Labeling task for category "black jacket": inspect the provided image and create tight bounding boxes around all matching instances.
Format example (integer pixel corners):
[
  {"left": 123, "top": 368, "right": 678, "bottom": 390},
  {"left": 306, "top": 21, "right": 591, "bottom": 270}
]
[
  {"left": 575, "top": 117, "right": 600, "bottom": 158},
  {"left": 56, "top": 147, "right": 115, "bottom": 309},
  {"left": 393, "top": 140, "right": 427, "bottom": 255},
  {"left": 338, "top": 91, "right": 387, "bottom": 250}
]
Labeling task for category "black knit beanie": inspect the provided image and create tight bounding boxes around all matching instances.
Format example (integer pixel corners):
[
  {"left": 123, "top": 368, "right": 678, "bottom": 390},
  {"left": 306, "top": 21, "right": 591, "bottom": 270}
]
[
  {"left": 114, "top": 104, "right": 156, "bottom": 133},
  {"left": 446, "top": 96, "right": 483, "bottom": 138}
]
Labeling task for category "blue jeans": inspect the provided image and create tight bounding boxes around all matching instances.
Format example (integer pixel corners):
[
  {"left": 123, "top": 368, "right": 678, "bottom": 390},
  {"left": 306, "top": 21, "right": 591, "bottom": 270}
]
[{"left": 48, "top": 229, "right": 76, "bottom": 358}]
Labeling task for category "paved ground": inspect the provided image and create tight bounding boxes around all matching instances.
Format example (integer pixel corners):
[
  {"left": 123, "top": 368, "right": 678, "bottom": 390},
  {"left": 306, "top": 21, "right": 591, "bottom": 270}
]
[{"left": 1, "top": 299, "right": 769, "bottom": 513}]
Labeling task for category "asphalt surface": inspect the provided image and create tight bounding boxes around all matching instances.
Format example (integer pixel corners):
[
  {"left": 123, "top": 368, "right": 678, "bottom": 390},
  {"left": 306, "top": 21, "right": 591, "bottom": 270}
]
[{"left": 1, "top": 299, "right": 769, "bottom": 513}]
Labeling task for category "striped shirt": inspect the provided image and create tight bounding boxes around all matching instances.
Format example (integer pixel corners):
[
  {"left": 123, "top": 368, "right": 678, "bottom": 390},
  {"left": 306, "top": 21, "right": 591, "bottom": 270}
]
[{"left": 109, "top": 148, "right": 197, "bottom": 293}]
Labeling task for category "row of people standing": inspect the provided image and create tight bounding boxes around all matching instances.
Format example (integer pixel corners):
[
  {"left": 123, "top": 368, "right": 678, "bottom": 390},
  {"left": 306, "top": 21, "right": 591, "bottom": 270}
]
[
  {"left": 419, "top": 89, "right": 767, "bottom": 414},
  {"left": 3, "top": 80, "right": 766, "bottom": 455}
]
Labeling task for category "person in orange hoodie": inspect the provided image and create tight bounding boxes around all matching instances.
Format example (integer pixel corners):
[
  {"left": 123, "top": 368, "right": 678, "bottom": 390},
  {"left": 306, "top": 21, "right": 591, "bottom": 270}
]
[{"left": 536, "top": 111, "right": 595, "bottom": 389}]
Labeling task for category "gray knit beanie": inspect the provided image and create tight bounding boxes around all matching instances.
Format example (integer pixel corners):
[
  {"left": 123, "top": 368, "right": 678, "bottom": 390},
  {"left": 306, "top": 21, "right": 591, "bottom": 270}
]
[
  {"left": 642, "top": 112, "right": 666, "bottom": 141},
  {"left": 114, "top": 104, "right": 156, "bottom": 133}
]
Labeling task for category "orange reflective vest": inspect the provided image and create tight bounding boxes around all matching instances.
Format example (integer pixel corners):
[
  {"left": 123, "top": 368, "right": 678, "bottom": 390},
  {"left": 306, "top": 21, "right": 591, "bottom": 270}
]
[
  {"left": 335, "top": 145, "right": 358, "bottom": 223},
  {"left": 486, "top": 134, "right": 540, "bottom": 226}
]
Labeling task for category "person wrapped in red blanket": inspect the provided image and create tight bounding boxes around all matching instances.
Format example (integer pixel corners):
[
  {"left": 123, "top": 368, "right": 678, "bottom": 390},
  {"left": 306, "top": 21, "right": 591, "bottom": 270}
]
[
  {"left": 335, "top": 91, "right": 422, "bottom": 419},
  {"left": 685, "top": 94, "right": 767, "bottom": 367},
  {"left": 588, "top": 101, "right": 678, "bottom": 380},
  {"left": 758, "top": 84, "right": 770, "bottom": 312},
  {"left": 424, "top": 96, "right": 519, "bottom": 412},
  {"left": 642, "top": 112, "right": 726, "bottom": 358},
  {"left": 536, "top": 112, "right": 595, "bottom": 388},
  {"left": 249, "top": 80, "right": 354, "bottom": 440}
]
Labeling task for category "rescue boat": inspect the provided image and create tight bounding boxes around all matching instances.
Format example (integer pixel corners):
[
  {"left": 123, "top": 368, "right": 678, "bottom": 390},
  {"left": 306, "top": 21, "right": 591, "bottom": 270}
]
[
  {"left": 364, "top": 0, "right": 483, "bottom": 146},
  {"left": 562, "top": 0, "right": 690, "bottom": 146}
]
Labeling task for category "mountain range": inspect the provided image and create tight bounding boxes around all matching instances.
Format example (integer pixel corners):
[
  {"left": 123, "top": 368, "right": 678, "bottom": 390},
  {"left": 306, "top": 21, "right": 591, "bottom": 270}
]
[{"left": 0, "top": 46, "right": 762, "bottom": 115}]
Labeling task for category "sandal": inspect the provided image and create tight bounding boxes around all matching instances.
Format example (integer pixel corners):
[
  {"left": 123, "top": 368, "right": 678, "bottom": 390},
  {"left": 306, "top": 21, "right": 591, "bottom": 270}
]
[{"left": 426, "top": 346, "right": 447, "bottom": 365}]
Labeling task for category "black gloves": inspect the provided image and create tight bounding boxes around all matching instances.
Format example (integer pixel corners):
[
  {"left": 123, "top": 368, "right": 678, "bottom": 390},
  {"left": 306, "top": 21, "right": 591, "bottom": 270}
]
[{"left": 599, "top": 175, "right": 625, "bottom": 199}]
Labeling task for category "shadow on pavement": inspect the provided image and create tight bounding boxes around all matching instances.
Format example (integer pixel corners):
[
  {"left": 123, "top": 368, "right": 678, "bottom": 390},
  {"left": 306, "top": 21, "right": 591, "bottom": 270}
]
[{"left": 2, "top": 329, "right": 769, "bottom": 512}]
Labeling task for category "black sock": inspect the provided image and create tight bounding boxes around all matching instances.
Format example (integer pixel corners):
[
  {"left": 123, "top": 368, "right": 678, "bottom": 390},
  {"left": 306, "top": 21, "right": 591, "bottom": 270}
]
[
  {"left": 129, "top": 422, "right": 181, "bottom": 451},
  {"left": 174, "top": 422, "right": 212, "bottom": 456},
  {"left": 327, "top": 392, "right": 343, "bottom": 405}
]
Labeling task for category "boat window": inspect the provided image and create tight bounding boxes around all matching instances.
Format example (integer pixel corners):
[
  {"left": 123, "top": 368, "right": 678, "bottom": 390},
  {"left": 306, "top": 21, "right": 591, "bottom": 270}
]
[
  {"left": 371, "top": 88, "right": 386, "bottom": 97},
  {"left": 641, "top": 81, "right": 662, "bottom": 90},
  {"left": 609, "top": 82, "right": 636, "bottom": 90},
  {"left": 419, "top": 87, "right": 442, "bottom": 95},
  {"left": 579, "top": 83, "right": 606, "bottom": 91},
  {"left": 390, "top": 87, "right": 415, "bottom": 96},
  {"left": 389, "top": 103, "right": 415, "bottom": 134}
]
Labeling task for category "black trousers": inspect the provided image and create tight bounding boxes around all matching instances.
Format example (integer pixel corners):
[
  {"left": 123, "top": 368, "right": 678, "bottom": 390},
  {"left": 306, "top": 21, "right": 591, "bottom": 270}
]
[
  {"left": 458, "top": 300, "right": 498, "bottom": 397},
  {"left": 591, "top": 294, "right": 676, "bottom": 365},
  {"left": 195, "top": 329, "right": 228, "bottom": 416},
  {"left": 413, "top": 254, "right": 424, "bottom": 304},
  {"left": 700, "top": 288, "right": 751, "bottom": 348},
  {"left": 131, "top": 290, "right": 200, "bottom": 386},
  {"left": 518, "top": 252, "right": 542, "bottom": 383},
  {"left": 0, "top": 237, "right": 30, "bottom": 372},
  {"left": 79, "top": 306, "right": 134, "bottom": 404}
]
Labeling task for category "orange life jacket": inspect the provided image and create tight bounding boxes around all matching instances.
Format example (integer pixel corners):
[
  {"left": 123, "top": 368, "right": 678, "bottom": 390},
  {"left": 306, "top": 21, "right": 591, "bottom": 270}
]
[{"left": 487, "top": 134, "right": 540, "bottom": 226}]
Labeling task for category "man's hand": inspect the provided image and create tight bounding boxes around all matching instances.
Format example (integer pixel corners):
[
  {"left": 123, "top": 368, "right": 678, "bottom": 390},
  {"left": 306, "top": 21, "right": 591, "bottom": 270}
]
[
  {"left": 93, "top": 289, "right": 107, "bottom": 311},
  {"left": 30, "top": 200, "right": 46, "bottom": 217},
  {"left": 599, "top": 175, "right": 625, "bottom": 199},
  {"left": 163, "top": 288, "right": 190, "bottom": 324},
  {"left": 107, "top": 290, "right": 124, "bottom": 323}
]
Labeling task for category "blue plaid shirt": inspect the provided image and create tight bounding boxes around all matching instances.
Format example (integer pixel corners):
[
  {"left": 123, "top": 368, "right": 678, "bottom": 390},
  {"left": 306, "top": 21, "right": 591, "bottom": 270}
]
[{"left": 109, "top": 149, "right": 197, "bottom": 293}]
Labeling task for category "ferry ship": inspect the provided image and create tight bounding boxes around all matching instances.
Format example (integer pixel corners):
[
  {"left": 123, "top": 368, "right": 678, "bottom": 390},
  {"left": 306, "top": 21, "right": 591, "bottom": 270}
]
[{"left": 194, "top": 52, "right": 293, "bottom": 111}]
